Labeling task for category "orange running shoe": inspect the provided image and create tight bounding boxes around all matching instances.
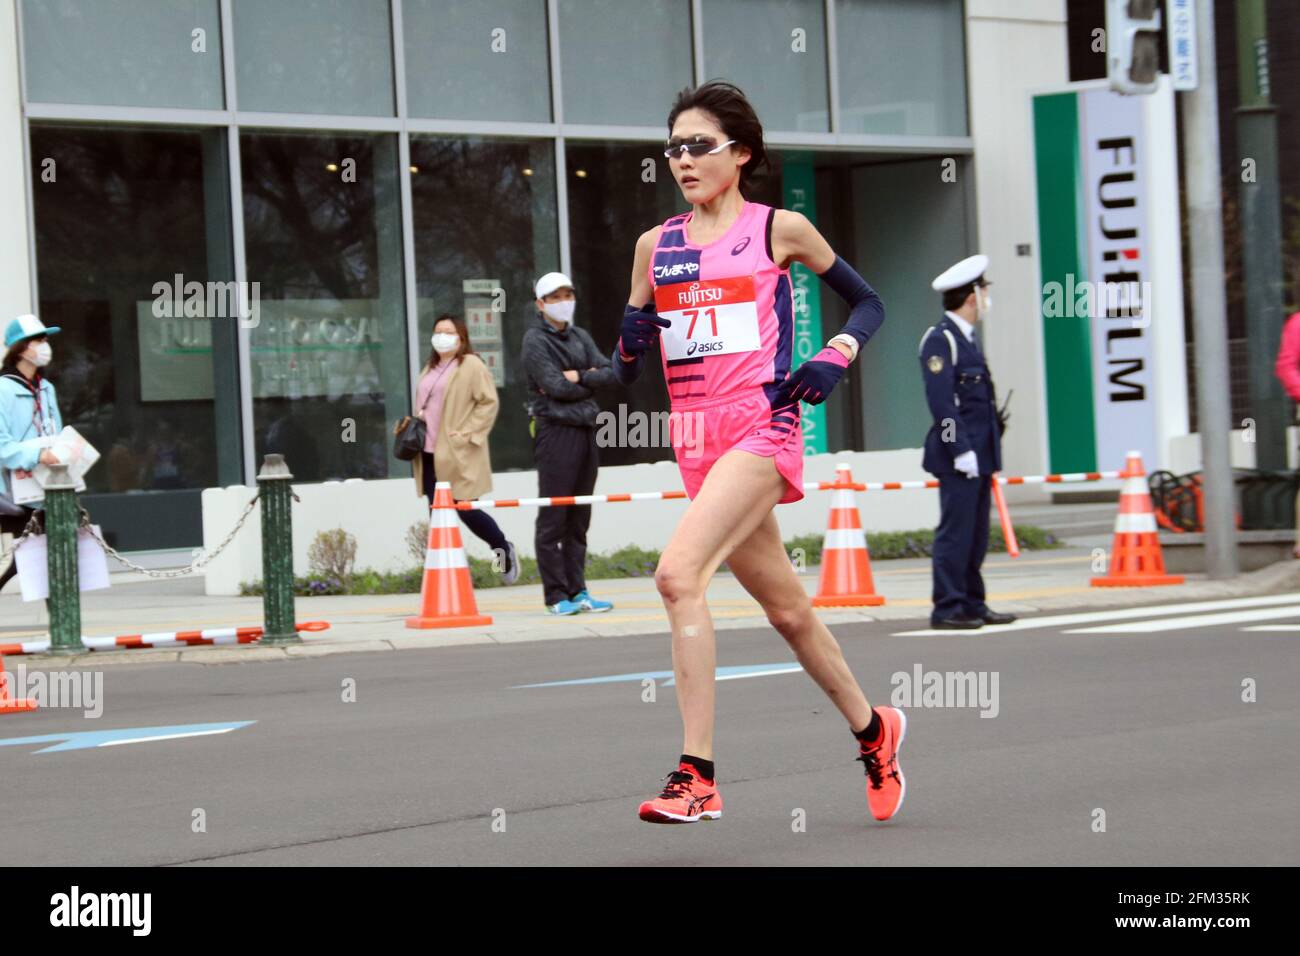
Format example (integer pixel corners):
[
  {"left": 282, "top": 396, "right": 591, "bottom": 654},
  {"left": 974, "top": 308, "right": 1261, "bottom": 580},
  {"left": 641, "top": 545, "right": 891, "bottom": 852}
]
[
  {"left": 858, "top": 707, "right": 907, "bottom": 821},
  {"left": 638, "top": 765, "right": 723, "bottom": 824}
]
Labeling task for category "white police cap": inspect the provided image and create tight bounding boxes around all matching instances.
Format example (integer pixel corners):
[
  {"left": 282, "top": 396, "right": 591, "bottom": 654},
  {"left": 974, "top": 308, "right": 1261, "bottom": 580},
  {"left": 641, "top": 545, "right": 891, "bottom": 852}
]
[{"left": 931, "top": 254, "right": 989, "bottom": 292}]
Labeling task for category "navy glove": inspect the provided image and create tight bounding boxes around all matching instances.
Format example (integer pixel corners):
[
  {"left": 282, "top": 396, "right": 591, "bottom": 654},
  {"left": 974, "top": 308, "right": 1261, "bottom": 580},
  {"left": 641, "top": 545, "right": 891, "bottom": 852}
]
[
  {"left": 618, "top": 303, "right": 671, "bottom": 359},
  {"left": 777, "top": 346, "right": 850, "bottom": 405}
]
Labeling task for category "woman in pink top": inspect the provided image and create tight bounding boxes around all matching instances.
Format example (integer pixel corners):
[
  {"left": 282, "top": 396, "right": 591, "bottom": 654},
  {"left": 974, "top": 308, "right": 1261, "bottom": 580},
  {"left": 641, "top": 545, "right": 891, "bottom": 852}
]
[
  {"left": 409, "top": 315, "right": 517, "bottom": 583},
  {"left": 614, "top": 82, "right": 905, "bottom": 825},
  {"left": 1273, "top": 310, "right": 1300, "bottom": 556}
]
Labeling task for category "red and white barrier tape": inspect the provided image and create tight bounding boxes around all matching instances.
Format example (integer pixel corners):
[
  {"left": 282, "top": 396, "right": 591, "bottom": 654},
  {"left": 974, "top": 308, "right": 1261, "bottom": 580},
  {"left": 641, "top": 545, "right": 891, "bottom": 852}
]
[
  {"left": 453, "top": 470, "right": 1128, "bottom": 509},
  {"left": 457, "top": 491, "right": 688, "bottom": 510},
  {"left": 803, "top": 470, "right": 1126, "bottom": 492},
  {"left": 0, "top": 621, "right": 330, "bottom": 657}
]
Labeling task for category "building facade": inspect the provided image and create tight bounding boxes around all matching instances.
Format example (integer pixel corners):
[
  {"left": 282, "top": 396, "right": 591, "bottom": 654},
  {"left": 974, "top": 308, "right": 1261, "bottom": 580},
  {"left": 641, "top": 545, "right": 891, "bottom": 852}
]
[{"left": 3, "top": 0, "right": 1062, "bottom": 556}]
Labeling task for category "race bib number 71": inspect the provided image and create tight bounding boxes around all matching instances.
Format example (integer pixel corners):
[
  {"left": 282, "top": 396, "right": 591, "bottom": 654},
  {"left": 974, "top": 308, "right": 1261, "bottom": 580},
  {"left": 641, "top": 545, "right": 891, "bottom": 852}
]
[{"left": 653, "top": 275, "right": 761, "bottom": 361}]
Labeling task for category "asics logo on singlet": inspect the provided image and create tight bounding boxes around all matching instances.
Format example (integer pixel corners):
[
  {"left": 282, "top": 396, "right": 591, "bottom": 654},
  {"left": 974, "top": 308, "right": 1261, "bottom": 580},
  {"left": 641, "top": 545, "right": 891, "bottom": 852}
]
[
  {"left": 686, "top": 340, "right": 725, "bottom": 355},
  {"left": 730, "top": 236, "right": 751, "bottom": 255},
  {"left": 654, "top": 262, "right": 700, "bottom": 279},
  {"left": 676, "top": 282, "right": 724, "bottom": 307}
]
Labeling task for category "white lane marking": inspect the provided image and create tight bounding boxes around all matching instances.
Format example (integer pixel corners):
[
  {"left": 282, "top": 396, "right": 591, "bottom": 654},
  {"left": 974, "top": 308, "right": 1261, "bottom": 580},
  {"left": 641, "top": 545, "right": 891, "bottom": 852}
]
[
  {"left": 98, "top": 728, "right": 241, "bottom": 748},
  {"left": 1065, "top": 605, "right": 1300, "bottom": 634},
  {"left": 891, "top": 593, "right": 1300, "bottom": 636},
  {"left": 714, "top": 666, "right": 804, "bottom": 682},
  {"left": 1241, "top": 625, "right": 1300, "bottom": 632}
]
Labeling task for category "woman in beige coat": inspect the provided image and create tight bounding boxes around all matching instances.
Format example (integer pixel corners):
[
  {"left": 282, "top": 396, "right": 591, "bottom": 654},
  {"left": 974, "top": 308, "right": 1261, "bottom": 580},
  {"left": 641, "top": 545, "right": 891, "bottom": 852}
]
[{"left": 410, "top": 314, "right": 517, "bottom": 583}]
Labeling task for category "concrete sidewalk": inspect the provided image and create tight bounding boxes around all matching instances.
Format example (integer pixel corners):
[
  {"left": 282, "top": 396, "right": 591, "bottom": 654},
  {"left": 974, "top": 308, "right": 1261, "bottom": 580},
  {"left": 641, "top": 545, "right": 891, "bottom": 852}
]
[{"left": 4, "top": 545, "right": 1300, "bottom": 667}]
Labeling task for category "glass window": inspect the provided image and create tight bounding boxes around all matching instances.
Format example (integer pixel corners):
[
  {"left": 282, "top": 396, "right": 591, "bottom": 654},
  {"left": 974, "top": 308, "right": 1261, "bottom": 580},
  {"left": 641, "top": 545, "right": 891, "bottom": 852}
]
[
  {"left": 21, "top": 0, "right": 224, "bottom": 109},
  {"left": 403, "top": 0, "right": 550, "bottom": 122},
  {"left": 240, "top": 131, "right": 408, "bottom": 481},
  {"left": 29, "top": 125, "right": 239, "bottom": 551},
  {"left": 701, "top": 0, "right": 828, "bottom": 132},
  {"left": 836, "top": 0, "right": 968, "bottom": 136},
  {"left": 849, "top": 156, "right": 973, "bottom": 448},
  {"left": 558, "top": 0, "right": 692, "bottom": 126},
  {"left": 408, "top": 136, "right": 558, "bottom": 472},
  {"left": 232, "top": 0, "right": 394, "bottom": 116}
]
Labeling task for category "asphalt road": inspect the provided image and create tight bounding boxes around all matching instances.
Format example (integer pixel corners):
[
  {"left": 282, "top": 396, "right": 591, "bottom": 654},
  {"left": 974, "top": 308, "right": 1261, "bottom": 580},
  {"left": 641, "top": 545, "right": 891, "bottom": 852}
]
[{"left": 3, "top": 594, "right": 1297, "bottom": 866}]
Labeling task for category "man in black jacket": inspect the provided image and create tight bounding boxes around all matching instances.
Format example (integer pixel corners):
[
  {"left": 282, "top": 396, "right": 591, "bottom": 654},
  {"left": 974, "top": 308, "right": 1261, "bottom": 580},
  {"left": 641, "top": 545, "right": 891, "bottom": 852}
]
[{"left": 521, "top": 272, "right": 619, "bottom": 614}]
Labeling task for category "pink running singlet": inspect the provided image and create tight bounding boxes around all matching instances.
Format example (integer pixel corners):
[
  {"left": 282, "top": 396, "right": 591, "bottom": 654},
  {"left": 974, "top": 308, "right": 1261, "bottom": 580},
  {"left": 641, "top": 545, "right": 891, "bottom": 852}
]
[{"left": 648, "top": 201, "right": 805, "bottom": 504}]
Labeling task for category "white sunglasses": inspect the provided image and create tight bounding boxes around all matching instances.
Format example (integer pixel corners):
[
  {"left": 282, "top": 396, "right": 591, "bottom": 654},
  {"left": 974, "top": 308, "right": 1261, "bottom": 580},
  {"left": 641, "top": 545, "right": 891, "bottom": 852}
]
[{"left": 663, "top": 138, "right": 736, "bottom": 160}]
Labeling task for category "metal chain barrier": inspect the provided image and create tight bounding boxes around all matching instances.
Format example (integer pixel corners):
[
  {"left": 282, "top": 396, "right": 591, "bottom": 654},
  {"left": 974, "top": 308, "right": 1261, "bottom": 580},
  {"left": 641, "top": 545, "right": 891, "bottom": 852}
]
[{"left": 76, "top": 491, "right": 266, "bottom": 579}]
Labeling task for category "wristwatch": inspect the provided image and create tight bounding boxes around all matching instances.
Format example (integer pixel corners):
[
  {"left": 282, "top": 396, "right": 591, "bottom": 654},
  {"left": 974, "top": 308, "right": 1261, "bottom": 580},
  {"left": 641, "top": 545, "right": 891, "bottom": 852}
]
[{"left": 827, "top": 333, "right": 859, "bottom": 362}]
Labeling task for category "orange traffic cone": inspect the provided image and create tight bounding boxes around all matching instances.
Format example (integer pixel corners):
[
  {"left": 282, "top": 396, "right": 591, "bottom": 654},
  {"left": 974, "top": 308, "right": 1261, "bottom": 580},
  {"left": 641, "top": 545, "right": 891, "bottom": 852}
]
[
  {"left": 1091, "top": 450, "right": 1184, "bottom": 587},
  {"left": 406, "top": 482, "right": 493, "bottom": 629},
  {"left": 0, "top": 653, "right": 38, "bottom": 714},
  {"left": 812, "top": 463, "right": 885, "bottom": 607}
]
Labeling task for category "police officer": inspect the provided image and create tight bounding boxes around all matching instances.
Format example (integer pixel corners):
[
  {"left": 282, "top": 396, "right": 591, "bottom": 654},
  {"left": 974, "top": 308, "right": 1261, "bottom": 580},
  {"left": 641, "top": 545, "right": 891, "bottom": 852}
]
[{"left": 919, "top": 255, "right": 1016, "bottom": 630}]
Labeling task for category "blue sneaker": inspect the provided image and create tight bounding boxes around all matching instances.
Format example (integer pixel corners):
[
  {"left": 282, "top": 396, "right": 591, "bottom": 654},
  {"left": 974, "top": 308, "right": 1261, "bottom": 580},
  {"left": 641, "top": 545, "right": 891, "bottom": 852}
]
[
  {"left": 547, "top": 599, "right": 583, "bottom": 616},
  {"left": 572, "top": 589, "right": 613, "bottom": 613}
]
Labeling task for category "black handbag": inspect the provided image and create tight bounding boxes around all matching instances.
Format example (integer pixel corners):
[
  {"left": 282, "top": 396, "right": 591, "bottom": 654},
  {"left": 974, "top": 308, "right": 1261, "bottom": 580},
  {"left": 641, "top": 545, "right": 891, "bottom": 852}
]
[
  {"left": 392, "top": 415, "right": 426, "bottom": 461},
  {"left": 0, "top": 492, "right": 28, "bottom": 518}
]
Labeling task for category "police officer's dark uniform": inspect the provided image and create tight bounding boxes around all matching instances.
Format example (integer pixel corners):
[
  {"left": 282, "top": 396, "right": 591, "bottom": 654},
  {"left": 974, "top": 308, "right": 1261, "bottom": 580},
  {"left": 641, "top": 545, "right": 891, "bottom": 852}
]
[{"left": 919, "top": 255, "right": 1017, "bottom": 630}]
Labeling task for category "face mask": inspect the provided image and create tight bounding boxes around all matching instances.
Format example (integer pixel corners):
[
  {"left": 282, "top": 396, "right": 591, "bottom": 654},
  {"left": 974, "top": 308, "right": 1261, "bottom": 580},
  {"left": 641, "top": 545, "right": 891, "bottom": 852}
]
[
  {"left": 976, "top": 287, "right": 992, "bottom": 319},
  {"left": 543, "top": 300, "right": 575, "bottom": 325},
  {"left": 431, "top": 332, "right": 460, "bottom": 354},
  {"left": 24, "top": 342, "right": 52, "bottom": 367}
]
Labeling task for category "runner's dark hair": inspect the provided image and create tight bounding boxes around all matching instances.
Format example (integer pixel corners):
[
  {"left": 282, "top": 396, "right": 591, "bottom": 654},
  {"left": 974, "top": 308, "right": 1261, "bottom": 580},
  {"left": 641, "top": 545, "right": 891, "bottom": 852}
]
[{"left": 667, "top": 80, "right": 769, "bottom": 198}]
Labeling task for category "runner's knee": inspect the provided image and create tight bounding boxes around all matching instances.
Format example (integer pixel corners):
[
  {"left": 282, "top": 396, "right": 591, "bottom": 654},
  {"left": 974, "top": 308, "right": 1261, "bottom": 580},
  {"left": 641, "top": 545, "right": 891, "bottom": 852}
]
[
  {"left": 766, "top": 599, "right": 813, "bottom": 641},
  {"left": 655, "top": 556, "right": 704, "bottom": 606}
]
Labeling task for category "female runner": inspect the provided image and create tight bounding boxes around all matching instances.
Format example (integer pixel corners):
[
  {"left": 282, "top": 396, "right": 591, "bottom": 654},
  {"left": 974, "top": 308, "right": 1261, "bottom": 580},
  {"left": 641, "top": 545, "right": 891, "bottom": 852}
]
[{"left": 614, "top": 81, "right": 906, "bottom": 824}]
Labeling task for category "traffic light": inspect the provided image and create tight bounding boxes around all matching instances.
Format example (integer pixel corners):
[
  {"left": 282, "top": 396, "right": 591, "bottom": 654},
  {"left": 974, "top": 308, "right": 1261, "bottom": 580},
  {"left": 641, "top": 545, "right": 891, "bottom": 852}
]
[{"left": 1106, "top": 0, "right": 1163, "bottom": 94}]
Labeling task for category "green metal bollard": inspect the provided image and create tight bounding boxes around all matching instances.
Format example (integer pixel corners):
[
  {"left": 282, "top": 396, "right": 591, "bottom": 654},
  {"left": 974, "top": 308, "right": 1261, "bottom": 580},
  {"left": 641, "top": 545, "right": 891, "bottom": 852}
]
[
  {"left": 257, "top": 454, "right": 300, "bottom": 646},
  {"left": 43, "top": 463, "right": 82, "bottom": 656}
]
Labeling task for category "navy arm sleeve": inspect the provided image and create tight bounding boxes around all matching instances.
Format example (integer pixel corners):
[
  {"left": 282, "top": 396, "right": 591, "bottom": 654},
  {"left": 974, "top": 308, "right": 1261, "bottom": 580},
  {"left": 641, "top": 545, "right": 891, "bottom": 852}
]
[
  {"left": 818, "top": 256, "right": 885, "bottom": 349},
  {"left": 611, "top": 304, "right": 652, "bottom": 385},
  {"left": 611, "top": 347, "right": 645, "bottom": 386}
]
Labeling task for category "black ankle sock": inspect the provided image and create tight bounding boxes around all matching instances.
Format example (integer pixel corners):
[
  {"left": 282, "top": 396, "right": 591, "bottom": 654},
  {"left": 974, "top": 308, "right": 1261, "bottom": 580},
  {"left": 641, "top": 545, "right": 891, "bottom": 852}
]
[
  {"left": 680, "top": 754, "right": 714, "bottom": 782},
  {"left": 854, "top": 709, "right": 883, "bottom": 747}
]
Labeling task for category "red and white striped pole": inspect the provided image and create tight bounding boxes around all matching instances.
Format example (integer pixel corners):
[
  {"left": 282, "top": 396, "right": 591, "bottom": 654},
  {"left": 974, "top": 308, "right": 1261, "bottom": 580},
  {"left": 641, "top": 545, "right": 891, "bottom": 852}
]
[{"left": 0, "top": 621, "right": 330, "bottom": 656}]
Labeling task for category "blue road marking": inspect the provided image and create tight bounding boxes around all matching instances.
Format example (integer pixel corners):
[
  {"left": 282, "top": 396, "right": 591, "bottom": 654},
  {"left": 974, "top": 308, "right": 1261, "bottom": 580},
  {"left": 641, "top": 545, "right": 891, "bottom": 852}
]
[
  {"left": 514, "top": 663, "right": 803, "bottom": 689},
  {"left": 0, "top": 721, "right": 256, "bottom": 754}
]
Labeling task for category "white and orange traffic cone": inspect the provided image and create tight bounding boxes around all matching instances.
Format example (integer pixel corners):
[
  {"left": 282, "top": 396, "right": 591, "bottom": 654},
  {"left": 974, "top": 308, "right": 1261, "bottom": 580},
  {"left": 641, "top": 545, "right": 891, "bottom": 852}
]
[
  {"left": 812, "top": 463, "right": 885, "bottom": 607},
  {"left": 1091, "top": 450, "right": 1184, "bottom": 587},
  {"left": 406, "top": 482, "right": 493, "bottom": 629},
  {"left": 0, "top": 654, "right": 38, "bottom": 714}
]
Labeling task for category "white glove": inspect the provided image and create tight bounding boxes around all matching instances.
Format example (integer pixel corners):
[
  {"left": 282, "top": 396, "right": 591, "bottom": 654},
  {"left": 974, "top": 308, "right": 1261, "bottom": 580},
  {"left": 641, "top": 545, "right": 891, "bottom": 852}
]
[{"left": 954, "top": 450, "right": 979, "bottom": 479}]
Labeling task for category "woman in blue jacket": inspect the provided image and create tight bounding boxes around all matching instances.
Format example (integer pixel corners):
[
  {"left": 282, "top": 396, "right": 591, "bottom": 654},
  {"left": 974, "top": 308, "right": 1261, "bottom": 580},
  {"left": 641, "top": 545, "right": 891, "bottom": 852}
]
[{"left": 0, "top": 314, "right": 63, "bottom": 593}]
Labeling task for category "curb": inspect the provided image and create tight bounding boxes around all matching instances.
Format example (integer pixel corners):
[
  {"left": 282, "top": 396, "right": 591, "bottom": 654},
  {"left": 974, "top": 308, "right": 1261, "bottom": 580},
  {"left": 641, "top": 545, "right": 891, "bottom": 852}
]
[{"left": 13, "top": 559, "right": 1300, "bottom": 669}]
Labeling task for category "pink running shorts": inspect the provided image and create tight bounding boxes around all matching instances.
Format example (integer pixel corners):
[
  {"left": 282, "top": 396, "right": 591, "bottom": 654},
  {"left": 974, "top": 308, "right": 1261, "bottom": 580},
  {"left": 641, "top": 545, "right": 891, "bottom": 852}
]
[{"left": 671, "top": 387, "right": 805, "bottom": 505}]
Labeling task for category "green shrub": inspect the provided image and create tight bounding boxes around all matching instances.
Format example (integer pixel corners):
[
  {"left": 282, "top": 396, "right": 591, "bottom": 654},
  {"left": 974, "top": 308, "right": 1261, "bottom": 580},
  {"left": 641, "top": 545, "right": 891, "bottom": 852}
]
[
  {"left": 239, "top": 526, "right": 1061, "bottom": 596},
  {"left": 405, "top": 522, "right": 429, "bottom": 566},
  {"left": 307, "top": 528, "right": 357, "bottom": 584}
]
